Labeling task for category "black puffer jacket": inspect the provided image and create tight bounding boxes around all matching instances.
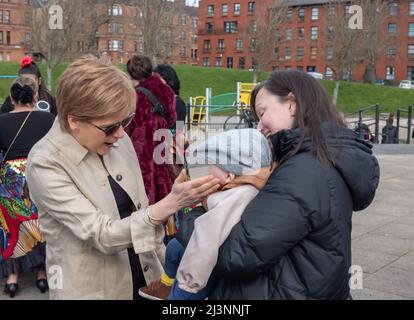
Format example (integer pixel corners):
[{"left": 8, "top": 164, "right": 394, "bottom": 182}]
[{"left": 177, "top": 124, "right": 379, "bottom": 300}]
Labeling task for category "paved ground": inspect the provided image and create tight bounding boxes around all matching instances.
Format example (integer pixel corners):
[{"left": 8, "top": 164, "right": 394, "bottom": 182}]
[{"left": 1, "top": 145, "right": 414, "bottom": 300}]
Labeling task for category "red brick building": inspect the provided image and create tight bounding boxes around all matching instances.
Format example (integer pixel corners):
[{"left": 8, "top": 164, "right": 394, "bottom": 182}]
[
  {"left": 0, "top": 0, "right": 31, "bottom": 62},
  {"left": 198, "top": 0, "right": 414, "bottom": 82}
]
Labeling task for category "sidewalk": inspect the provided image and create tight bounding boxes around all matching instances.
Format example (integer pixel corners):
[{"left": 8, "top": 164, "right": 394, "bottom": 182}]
[{"left": 1, "top": 146, "right": 414, "bottom": 300}]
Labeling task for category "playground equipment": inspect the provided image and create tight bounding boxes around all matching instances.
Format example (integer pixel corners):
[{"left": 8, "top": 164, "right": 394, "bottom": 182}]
[{"left": 188, "top": 82, "right": 258, "bottom": 130}]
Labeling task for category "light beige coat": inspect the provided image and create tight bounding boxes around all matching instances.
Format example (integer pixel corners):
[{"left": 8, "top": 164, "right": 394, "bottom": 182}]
[{"left": 26, "top": 120, "right": 165, "bottom": 300}]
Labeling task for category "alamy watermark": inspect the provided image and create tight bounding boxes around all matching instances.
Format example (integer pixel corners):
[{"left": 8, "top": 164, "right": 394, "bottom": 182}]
[
  {"left": 49, "top": 5, "right": 63, "bottom": 30},
  {"left": 348, "top": 5, "right": 363, "bottom": 30}
]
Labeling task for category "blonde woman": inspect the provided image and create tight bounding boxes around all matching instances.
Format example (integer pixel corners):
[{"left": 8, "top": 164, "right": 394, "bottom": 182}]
[{"left": 25, "top": 58, "right": 220, "bottom": 300}]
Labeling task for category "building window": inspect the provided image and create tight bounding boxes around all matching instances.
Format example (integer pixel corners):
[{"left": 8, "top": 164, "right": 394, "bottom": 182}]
[
  {"left": 298, "top": 28, "right": 304, "bottom": 40},
  {"left": 206, "top": 22, "right": 213, "bottom": 34},
  {"left": 386, "top": 66, "right": 395, "bottom": 80},
  {"left": 389, "top": 1, "right": 398, "bottom": 16},
  {"left": 192, "top": 18, "right": 198, "bottom": 29},
  {"left": 239, "top": 57, "right": 246, "bottom": 69},
  {"left": 286, "top": 28, "right": 292, "bottom": 41},
  {"left": 388, "top": 23, "right": 397, "bottom": 33},
  {"left": 297, "top": 66, "right": 304, "bottom": 71},
  {"left": 311, "top": 7, "right": 318, "bottom": 20},
  {"left": 325, "top": 67, "right": 333, "bottom": 79},
  {"left": 0, "top": 11, "right": 2, "bottom": 24},
  {"left": 207, "top": 5, "right": 214, "bottom": 16},
  {"left": 250, "top": 20, "right": 257, "bottom": 33},
  {"left": 192, "top": 35, "right": 198, "bottom": 45},
  {"left": 311, "top": 27, "right": 318, "bottom": 40},
  {"left": 327, "top": 47, "right": 334, "bottom": 60},
  {"left": 275, "top": 29, "right": 280, "bottom": 41},
  {"left": 108, "top": 22, "right": 123, "bottom": 34},
  {"left": 203, "top": 57, "right": 210, "bottom": 67},
  {"left": 108, "top": 4, "right": 123, "bottom": 16},
  {"left": 180, "top": 47, "right": 187, "bottom": 58},
  {"left": 310, "top": 47, "right": 317, "bottom": 60},
  {"left": 275, "top": 47, "right": 279, "bottom": 59},
  {"left": 248, "top": 2, "right": 256, "bottom": 14},
  {"left": 285, "top": 47, "right": 291, "bottom": 60},
  {"left": 297, "top": 47, "right": 304, "bottom": 60},
  {"left": 0, "top": 32, "right": 2, "bottom": 45},
  {"left": 181, "top": 14, "right": 188, "bottom": 25},
  {"left": 327, "top": 26, "right": 334, "bottom": 39},
  {"left": 408, "top": 44, "right": 414, "bottom": 56},
  {"left": 298, "top": 8, "right": 305, "bottom": 21},
  {"left": 408, "top": 66, "right": 414, "bottom": 80},
  {"left": 227, "top": 57, "right": 233, "bottom": 68},
  {"left": 307, "top": 66, "right": 316, "bottom": 72},
  {"left": 410, "top": 2, "right": 414, "bottom": 15},
  {"left": 6, "top": 31, "right": 10, "bottom": 45},
  {"left": 191, "top": 49, "right": 198, "bottom": 60},
  {"left": 235, "top": 38, "right": 243, "bottom": 51},
  {"left": 5, "top": 10, "right": 10, "bottom": 24},
  {"left": 0, "top": 52, "right": 2, "bottom": 62},
  {"left": 179, "top": 31, "right": 186, "bottom": 41},
  {"left": 224, "top": 21, "right": 237, "bottom": 33},
  {"left": 215, "top": 57, "right": 222, "bottom": 67},
  {"left": 222, "top": 4, "right": 228, "bottom": 16},
  {"left": 328, "top": 6, "right": 335, "bottom": 18},
  {"left": 409, "top": 23, "right": 414, "bottom": 37},
  {"left": 286, "top": 8, "right": 292, "bottom": 21},
  {"left": 387, "top": 47, "right": 396, "bottom": 59},
  {"left": 108, "top": 40, "right": 123, "bottom": 51},
  {"left": 218, "top": 39, "right": 225, "bottom": 51},
  {"left": 234, "top": 3, "right": 241, "bottom": 15},
  {"left": 203, "top": 40, "right": 211, "bottom": 51},
  {"left": 250, "top": 38, "right": 257, "bottom": 51}
]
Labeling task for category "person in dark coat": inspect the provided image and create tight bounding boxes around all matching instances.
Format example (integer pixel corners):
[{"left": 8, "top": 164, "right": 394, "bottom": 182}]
[
  {"left": 154, "top": 64, "right": 187, "bottom": 128},
  {"left": 0, "top": 56, "right": 57, "bottom": 116},
  {"left": 176, "top": 70, "right": 380, "bottom": 300},
  {"left": 125, "top": 55, "right": 177, "bottom": 205},
  {"left": 381, "top": 113, "right": 398, "bottom": 144}
]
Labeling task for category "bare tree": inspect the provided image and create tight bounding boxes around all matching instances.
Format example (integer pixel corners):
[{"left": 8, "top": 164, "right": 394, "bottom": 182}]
[
  {"left": 248, "top": 0, "right": 288, "bottom": 83},
  {"left": 326, "top": 0, "right": 365, "bottom": 105},
  {"left": 31, "top": 0, "right": 86, "bottom": 90},
  {"left": 360, "top": 0, "right": 392, "bottom": 83},
  {"left": 131, "top": 0, "right": 186, "bottom": 65}
]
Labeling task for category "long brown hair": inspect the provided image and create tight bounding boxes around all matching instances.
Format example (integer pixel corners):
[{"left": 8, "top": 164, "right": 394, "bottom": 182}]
[{"left": 251, "top": 70, "right": 344, "bottom": 165}]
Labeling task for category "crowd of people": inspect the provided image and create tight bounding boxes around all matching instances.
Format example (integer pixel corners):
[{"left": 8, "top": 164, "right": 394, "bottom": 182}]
[{"left": 0, "top": 55, "right": 380, "bottom": 300}]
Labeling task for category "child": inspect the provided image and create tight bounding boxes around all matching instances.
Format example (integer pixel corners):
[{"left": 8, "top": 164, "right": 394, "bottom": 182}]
[{"left": 138, "top": 128, "right": 274, "bottom": 300}]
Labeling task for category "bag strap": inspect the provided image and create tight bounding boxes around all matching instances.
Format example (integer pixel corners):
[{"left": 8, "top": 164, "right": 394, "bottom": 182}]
[
  {"left": 1, "top": 111, "right": 33, "bottom": 163},
  {"left": 136, "top": 86, "right": 167, "bottom": 119}
]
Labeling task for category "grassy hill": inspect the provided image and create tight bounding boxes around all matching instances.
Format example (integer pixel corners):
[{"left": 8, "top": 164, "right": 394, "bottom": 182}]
[{"left": 1, "top": 62, "right": 414, "bottom": 114}]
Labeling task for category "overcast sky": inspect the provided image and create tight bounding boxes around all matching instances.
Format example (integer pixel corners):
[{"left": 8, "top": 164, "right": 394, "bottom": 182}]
[{"left": 186, "top": 0, "right": 199, "bottom": 6}]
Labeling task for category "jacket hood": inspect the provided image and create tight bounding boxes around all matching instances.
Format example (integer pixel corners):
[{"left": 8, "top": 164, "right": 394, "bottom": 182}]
[{"left": 271, "top": 124, "right": 380, "bottom": 211}]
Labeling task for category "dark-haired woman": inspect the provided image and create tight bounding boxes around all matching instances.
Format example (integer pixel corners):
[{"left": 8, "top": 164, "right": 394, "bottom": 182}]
[
  {"left": 0, "top": 56, "right": 57, "bottom": 116},
  {"left": 125, "top": 55, "right": 177, "bottom": 207},
  {"left": 178, "top": 70, "right": 380, "bottom": 300},
  {"left": 154, "top": 64, "right": 187, "bottom": 127},
  {"left": 0, "top": 77, "right": 55, "bottom": 297}
]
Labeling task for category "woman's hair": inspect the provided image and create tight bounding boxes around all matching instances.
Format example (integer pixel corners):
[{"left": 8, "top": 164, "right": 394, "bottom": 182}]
[
  {"left": 56, "top": 57, "right": 136, "bottom": 132},
  {"left": 251, "top": 70, "right": 344, "bottom": 165},
  {"left": 19, "top": 56, "right": 54, "bottom": 103},
  {"left": 154, "top": 64, "right": 181, "bottom": 95},
  {"left": 10, "top": 76, "right": 38, "bottom": 105},
  {"left": 126, "top": 55, "right": 153, "bottom": 81}
]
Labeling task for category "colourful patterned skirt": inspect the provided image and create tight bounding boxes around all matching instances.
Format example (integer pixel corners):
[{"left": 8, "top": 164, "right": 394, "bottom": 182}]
[{"left": 0, "top": 158, "right": 44, "bottom": 272}]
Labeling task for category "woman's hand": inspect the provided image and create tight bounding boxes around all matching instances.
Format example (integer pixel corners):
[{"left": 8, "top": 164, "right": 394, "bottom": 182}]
[{"left": 151, "top": 170, "right": 220, "bottom": 222}]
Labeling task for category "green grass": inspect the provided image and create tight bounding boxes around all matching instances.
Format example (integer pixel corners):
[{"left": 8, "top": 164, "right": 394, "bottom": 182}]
[{"left": 1, "top": 62, "right": 414, "bottom": 115}]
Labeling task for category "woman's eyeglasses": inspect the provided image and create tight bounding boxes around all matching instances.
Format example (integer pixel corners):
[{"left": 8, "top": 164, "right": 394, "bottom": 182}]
[{"left": 87, "top": 113, "right": 135, "bottom": 136}]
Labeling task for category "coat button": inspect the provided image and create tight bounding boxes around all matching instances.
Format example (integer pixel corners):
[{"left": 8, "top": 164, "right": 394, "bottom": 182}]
[
  {"left": 143, "top": 265, "right": 150, "bottom": 272},
  {"left": 116, "top": 174, "right": 122, "bottom": 181},
  {"left": 137, "top": 203, "right": 142, "bottom": 210}
]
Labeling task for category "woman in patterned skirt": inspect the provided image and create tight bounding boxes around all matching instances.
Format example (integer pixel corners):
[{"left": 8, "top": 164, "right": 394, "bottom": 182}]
[{"left": 0, "top": 76, "right": 55, "bottom": 297}]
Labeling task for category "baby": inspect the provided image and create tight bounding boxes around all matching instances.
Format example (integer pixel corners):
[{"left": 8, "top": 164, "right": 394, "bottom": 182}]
[{"left": 139, "top": 128, "right": 274, "bottom": 300}]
